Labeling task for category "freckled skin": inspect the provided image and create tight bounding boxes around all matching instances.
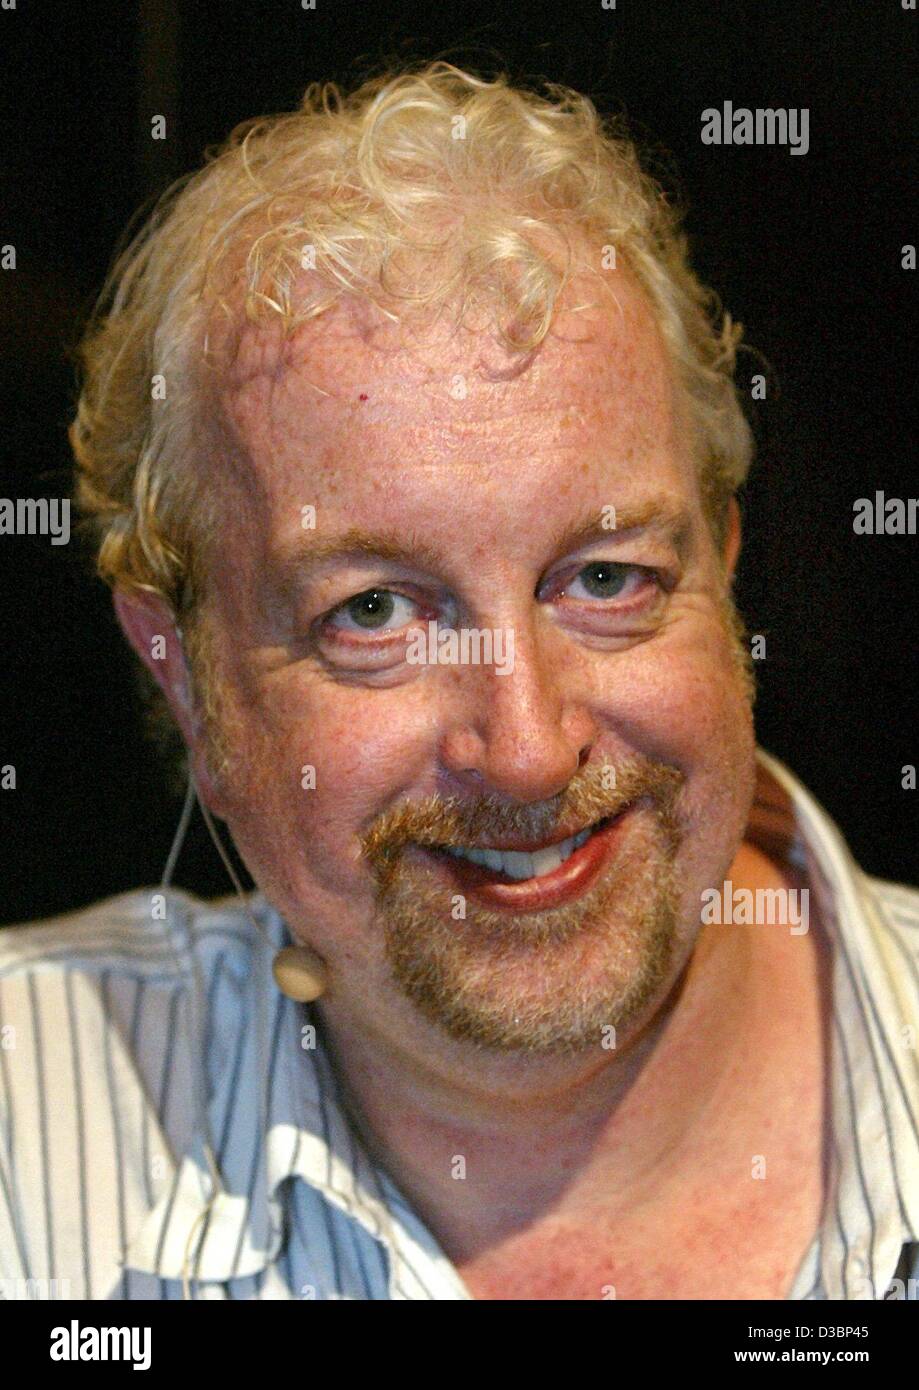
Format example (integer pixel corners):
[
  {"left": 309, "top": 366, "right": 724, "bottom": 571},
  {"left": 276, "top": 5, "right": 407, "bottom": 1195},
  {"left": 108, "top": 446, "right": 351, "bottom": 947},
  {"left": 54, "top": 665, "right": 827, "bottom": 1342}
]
[
  {"left": 197, "top": 271, "right": 755, "bottom": 1004},
  {"left": 118, "top": 261, "right": 826, "bottom": 1297}
]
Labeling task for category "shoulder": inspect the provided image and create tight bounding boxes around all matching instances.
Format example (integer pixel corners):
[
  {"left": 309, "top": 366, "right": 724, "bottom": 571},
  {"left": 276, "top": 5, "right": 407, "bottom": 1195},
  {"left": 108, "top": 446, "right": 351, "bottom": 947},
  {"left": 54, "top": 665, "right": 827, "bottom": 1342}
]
[
  {"left": 856, "top": 871, "right": 919, "bottom": 964},
  {"left": 832, "top": 868, "right": 919, "bottom": 1089},
  {"left": 0, "top": 886, "right": 269, "bottom": 987},
  {"left": 860, "top": 873, "right": 919, "bottom": 933},
  {"left": 0, "top": 888, "right": 283, "bottom": 1295},
  {"left": 0, "top": 886, "right": 277, "bottom": 1133}
]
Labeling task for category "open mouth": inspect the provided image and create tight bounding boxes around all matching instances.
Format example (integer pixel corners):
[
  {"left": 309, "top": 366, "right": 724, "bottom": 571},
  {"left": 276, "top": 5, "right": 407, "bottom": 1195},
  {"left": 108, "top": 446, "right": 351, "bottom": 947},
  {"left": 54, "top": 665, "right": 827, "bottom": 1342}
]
[
  {"left": 416, "top": 810, "right": 630, "bottom": 912},
  {"left": 434, "top": 815, "right": 615, "bottom": 881}
]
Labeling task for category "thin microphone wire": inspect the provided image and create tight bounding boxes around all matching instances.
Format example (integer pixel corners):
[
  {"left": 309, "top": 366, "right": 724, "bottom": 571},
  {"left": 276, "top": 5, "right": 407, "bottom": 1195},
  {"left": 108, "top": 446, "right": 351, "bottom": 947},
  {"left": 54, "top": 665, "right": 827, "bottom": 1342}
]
[
  {"left": 194, "top": 789, "right": 276, "bottom": 953},
  {"left": 160, "top": 772, "right": 195, "bottom": 891}
]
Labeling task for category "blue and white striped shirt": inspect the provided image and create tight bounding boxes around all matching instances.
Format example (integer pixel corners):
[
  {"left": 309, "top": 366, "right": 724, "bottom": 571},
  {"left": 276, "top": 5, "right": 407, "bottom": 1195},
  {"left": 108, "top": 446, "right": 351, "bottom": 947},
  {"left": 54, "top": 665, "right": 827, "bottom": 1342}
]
[{"left": 1, "top": 748, "right": 917, "bottom": 1299}]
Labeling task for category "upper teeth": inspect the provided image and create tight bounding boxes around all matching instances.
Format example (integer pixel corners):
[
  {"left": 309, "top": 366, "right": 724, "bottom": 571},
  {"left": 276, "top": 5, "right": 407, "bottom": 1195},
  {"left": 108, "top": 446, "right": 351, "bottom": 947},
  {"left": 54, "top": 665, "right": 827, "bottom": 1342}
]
[{"left": 444, "top": 825, "right": 594, "bottom": 880}]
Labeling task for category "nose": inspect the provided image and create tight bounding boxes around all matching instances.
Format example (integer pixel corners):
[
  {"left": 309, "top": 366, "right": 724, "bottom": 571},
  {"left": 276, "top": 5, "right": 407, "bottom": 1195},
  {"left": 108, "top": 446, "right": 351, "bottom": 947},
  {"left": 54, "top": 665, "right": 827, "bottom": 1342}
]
[{"left": 437, "top": 621, "right": 597, "bottom": 805}]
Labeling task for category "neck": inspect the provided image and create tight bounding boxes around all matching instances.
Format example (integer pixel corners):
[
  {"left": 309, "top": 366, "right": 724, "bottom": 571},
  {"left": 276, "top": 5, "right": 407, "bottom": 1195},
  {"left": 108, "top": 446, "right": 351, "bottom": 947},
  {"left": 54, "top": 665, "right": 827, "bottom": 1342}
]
[{"left": 313, "top": 840, "right": 788, "bottom": 1263}]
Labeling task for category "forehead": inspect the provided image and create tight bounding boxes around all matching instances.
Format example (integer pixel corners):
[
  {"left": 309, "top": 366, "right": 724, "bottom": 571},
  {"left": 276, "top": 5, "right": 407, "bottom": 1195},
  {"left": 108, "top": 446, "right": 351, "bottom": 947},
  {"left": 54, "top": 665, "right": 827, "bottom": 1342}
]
[
  {"left": 197, "top": 264, "right": 697, "bottom": 608},
  {"left": 208, "top": 262, "right": 681, "bottom": 480}
]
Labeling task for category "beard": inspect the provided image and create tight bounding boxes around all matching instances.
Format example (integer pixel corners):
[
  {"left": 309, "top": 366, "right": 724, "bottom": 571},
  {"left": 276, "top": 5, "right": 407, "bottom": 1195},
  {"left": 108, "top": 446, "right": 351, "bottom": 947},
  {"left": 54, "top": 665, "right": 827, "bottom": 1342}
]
[{"left": 360, "top": 756, "right": 687, "bottom": 1057}]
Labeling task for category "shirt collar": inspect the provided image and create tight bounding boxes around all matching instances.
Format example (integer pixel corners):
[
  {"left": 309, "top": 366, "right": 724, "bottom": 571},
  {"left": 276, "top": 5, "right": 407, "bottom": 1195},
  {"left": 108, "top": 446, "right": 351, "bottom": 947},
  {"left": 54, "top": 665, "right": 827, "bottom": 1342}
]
[{"left": 125, "top": 748, "right": 919, "bottom": 1298}]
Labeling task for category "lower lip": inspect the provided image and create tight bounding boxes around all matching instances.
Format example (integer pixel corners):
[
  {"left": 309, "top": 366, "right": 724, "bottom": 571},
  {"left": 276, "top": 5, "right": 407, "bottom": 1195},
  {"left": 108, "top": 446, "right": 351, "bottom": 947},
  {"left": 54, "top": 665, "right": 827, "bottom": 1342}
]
[{"left": 420, "top": 809, "right": 632, "bottom": 912}]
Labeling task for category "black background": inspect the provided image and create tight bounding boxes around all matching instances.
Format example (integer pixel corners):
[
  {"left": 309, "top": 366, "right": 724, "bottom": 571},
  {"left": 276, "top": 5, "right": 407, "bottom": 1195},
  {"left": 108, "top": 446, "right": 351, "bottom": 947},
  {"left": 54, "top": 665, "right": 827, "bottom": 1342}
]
[{"left": 0, "top": 0, "right": 915, "bottom": 926}]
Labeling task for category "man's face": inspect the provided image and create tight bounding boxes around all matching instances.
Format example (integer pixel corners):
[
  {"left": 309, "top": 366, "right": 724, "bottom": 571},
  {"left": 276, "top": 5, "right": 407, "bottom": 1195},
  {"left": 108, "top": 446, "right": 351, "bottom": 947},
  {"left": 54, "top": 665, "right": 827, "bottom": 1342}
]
[{"left": 183, "top": 264, "right": 756, "bottom": 1059}]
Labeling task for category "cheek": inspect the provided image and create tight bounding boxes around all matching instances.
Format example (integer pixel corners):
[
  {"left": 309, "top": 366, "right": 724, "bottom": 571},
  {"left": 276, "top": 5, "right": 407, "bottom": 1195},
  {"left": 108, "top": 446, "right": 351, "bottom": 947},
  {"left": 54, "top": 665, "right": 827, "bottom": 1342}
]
[
  {"left": 225, "top": 677, "right": 436, "bottom": 873},
  {"left": 592, "top": 622, "right": 756, "bottom": 869},
  {"left": 599, "top": 629, "right": 753, "bottom": 768}
]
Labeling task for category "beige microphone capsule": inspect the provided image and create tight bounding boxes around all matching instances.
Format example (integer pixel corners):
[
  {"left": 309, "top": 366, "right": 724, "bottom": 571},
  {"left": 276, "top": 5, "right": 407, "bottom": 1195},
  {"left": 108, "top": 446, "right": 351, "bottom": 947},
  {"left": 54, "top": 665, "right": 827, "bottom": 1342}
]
[{"left": 272, "top": 944, "right": 329, "bottom": 1002}]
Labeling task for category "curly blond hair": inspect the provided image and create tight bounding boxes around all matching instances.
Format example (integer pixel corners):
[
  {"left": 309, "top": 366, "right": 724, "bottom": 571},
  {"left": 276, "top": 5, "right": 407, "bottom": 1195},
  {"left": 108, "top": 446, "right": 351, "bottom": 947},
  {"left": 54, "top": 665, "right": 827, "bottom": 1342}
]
[{"left": 68, "top": 61, "right": 754, "bottom": 785}]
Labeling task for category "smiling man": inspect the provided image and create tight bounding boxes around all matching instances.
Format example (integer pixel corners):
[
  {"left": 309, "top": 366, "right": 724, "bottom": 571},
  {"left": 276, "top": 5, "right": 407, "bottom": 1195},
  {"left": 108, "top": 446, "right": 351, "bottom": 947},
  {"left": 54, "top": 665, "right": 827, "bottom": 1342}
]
[{"left": 1, "top": 63, "right": 917, "bottom": 1302}]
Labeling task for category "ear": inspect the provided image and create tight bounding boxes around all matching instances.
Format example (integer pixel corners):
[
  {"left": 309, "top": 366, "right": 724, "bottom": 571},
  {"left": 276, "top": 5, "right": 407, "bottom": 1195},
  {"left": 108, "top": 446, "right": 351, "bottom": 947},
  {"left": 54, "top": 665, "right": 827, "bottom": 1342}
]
[
  {"left": 722, "top": 496, "right": 742, "bottom": 583},
  {"left": 112, "top": 587, "right": 226, "bottom": 815}
]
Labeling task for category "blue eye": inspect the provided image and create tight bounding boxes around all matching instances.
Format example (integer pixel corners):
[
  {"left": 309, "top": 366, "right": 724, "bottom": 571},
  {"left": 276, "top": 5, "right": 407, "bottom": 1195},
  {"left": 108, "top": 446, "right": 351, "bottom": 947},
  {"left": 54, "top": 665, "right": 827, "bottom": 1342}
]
[
  {"left": 328, "top": 588, "right": 418, "bottom": 633},
  {"left": 575, "top": 563, "right": 628, "bottom": 598},
  {"left": 566, "top": 562, "right": 642, "bottom": 601}
]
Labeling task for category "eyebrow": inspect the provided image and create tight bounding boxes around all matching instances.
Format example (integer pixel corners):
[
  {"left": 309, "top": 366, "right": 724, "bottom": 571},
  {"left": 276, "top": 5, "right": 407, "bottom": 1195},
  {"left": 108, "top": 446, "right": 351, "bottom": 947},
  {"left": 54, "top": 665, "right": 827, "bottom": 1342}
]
[
  {"left": 274, "top": 494, "right": 693, "bottom": 595},
  {"left": 545, "top": 497, "right": 694, "bottom": 566}
]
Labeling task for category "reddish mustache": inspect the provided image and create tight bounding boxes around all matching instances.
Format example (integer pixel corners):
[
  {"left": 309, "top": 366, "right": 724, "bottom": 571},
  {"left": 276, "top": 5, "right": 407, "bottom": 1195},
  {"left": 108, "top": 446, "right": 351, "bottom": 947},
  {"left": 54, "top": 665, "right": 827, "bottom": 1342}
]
[{"left": 359, "top": 761, "right": 685, "bottom": 868}]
